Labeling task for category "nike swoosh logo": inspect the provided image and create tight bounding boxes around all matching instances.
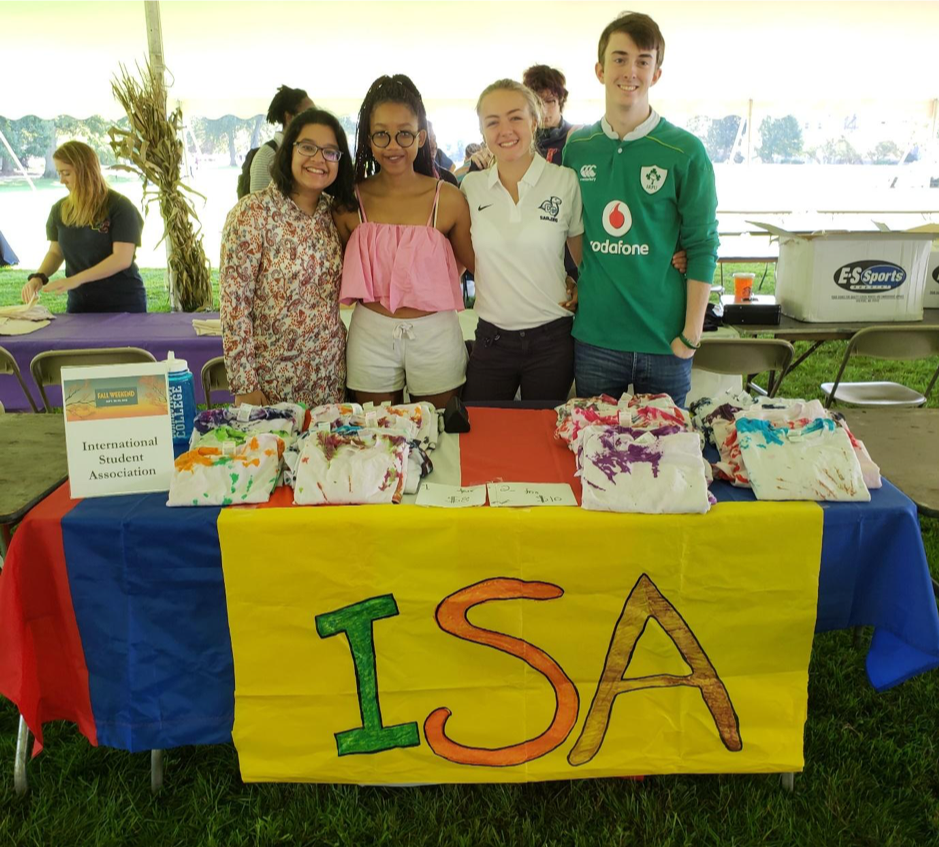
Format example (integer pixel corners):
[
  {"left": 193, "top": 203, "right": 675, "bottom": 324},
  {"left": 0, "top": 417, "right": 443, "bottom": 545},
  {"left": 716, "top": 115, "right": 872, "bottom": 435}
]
[{"left": 478, "top": 204, "right": 493, "bottom": 211}]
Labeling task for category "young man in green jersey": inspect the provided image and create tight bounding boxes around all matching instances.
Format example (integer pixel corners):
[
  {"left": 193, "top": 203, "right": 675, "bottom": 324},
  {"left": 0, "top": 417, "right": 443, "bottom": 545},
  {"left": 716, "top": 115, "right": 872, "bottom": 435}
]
[{"left": 562, "top": 12, "right": 719, "bottom": 406}]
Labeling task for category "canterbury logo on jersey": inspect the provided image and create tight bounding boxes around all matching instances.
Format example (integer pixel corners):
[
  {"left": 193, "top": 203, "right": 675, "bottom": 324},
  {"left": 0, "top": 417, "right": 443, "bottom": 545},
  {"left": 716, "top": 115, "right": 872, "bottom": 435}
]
[{"left": 579, "top": 164, "right": 597, "bottom": 181}]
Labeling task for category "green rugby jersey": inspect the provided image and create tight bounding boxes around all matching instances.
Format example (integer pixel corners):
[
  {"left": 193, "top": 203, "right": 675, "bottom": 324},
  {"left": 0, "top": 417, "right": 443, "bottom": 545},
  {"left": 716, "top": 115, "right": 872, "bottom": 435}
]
[{"left": 563, "top": 116, "right": 719, "bottom": 355}]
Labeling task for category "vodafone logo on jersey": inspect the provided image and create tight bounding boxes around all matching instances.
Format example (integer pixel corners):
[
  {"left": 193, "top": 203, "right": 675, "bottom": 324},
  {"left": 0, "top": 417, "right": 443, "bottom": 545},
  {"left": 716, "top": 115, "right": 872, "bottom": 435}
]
[{"left": 602, "top": 200, "right": 632, "bottom": 237}]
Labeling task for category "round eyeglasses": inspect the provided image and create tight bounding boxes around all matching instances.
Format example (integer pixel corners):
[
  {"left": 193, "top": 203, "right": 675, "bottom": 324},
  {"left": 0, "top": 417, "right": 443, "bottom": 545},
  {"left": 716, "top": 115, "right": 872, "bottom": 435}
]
[
  {"left": 293, "top": 142, "right": 342, "bottom": 163},
  {"left": 369, "top": 130, "right": 418, "bottom": 149}
]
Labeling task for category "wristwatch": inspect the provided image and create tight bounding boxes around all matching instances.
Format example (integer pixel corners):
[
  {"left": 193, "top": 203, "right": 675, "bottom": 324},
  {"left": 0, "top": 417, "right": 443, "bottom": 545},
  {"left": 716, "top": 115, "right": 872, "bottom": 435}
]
[{"left": 27, "top": 273, "right": 49, "bottom": 287}]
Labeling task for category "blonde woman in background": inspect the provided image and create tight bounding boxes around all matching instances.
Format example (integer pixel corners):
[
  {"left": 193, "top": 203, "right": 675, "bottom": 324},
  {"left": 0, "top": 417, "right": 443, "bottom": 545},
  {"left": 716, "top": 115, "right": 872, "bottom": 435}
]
[{"left": 21, "top": 140, "right": 146, "bottom": 312}]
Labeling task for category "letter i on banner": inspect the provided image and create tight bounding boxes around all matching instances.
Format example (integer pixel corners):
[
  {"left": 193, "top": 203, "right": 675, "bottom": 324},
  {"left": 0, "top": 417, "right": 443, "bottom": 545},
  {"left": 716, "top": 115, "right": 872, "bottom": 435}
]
[{"left": 315, "top": 595, "right": 420, "bottom": 755}]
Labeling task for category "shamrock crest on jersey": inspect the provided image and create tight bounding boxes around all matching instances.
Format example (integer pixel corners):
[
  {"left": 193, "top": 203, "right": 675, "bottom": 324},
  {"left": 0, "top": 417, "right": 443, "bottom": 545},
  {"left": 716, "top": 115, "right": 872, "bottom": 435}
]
[{"left": 640, "top": 166, "right": 668, "bottom": 195}]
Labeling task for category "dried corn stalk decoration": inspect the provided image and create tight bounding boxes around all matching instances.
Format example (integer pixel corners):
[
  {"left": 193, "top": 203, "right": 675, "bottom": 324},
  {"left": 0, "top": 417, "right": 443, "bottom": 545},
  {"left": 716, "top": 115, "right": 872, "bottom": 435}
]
[{"left": 109, "top": 62, "right": 212, "bottom": 312}]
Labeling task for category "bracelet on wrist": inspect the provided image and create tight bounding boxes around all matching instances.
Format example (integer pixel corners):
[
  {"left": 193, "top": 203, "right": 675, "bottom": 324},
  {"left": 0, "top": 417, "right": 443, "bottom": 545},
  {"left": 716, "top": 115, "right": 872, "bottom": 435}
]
[
  {"left": 28, "top": 273, "right": 49, "bottom": 287},
  {"left": 679, "top": 332, "right": 700, "bottom": 351}
]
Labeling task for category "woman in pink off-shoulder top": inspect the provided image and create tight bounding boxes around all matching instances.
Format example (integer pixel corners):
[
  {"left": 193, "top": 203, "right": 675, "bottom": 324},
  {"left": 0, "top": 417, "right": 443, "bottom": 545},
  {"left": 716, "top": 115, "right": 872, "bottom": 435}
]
[{"left": 334, "top": 74, "right": 475, "bottom": 410}]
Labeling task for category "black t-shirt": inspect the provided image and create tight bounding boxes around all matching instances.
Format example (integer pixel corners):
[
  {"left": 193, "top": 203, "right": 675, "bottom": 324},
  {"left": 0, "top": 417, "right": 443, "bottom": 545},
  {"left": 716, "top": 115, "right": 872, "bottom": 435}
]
[
  {"left": 436, "top": 167, "right": 459, "bottom": 187},
  {"left": 46, "top": 190, "right": 147, "bottom": 313},
  {"left": 434, "top": 148, "right": 455, "bottom": 172}
]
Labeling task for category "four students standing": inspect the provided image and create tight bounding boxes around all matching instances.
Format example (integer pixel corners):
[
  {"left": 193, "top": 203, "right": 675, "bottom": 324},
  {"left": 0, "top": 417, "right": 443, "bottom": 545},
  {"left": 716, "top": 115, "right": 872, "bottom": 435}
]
[{"left": 23, "top": 11, "right": 719, "bottom": 409}]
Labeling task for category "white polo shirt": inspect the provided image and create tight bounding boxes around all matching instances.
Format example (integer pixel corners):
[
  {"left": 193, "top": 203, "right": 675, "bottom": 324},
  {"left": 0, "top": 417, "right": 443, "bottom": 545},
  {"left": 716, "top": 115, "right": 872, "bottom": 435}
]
[{"left": 462, "top": 155, "right": 584, "bottom": 331}]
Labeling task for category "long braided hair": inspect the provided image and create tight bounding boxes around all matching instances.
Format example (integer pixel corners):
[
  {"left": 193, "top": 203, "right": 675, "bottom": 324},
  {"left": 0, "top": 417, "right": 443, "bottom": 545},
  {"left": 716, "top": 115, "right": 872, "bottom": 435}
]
[{"left": 353, "top": 74, "right": 437, "bottom": 182}]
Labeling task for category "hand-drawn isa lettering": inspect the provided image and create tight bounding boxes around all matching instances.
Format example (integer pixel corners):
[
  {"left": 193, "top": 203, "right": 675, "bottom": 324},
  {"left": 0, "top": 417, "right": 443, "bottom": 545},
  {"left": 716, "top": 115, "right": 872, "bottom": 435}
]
[{"left": 314, "top": 574, "right": 742, "bottom": 767}]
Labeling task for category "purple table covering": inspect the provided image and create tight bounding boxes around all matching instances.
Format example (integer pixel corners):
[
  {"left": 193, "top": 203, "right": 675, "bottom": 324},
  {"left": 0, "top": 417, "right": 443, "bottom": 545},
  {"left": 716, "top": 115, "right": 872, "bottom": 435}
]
[{"left": 0, "top": 312, "right": 230, "bottom": 411}]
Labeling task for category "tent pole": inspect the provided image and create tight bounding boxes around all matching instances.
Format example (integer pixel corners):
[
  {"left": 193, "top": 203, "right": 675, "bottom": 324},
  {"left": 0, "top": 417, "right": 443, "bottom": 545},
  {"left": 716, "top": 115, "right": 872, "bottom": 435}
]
[
  {"left": 144, "top": 0, "right": 177, "bottom": 309},
  {"left": 0, "top": 129, "right": 36, "bottom": 192}
]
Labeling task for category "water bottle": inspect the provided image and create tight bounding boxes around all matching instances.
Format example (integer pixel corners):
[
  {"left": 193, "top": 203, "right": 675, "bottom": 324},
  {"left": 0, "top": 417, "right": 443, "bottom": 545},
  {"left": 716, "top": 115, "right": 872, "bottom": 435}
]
[{"left": 165, "top": 350, "right": 196, "bottom": 447}]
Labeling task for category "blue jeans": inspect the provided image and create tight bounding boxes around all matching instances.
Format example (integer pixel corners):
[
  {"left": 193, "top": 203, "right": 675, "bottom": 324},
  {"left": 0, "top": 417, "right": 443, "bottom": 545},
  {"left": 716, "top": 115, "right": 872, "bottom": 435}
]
[{"left": 574, "top": 340, "right": 694, "bottom": 407}]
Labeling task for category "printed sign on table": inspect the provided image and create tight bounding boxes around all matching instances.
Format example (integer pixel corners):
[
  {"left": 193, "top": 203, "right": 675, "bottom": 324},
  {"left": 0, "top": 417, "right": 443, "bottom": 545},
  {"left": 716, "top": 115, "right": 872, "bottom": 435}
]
[{"left": 62, "top": 362, "right": 175, "bottom": 498}]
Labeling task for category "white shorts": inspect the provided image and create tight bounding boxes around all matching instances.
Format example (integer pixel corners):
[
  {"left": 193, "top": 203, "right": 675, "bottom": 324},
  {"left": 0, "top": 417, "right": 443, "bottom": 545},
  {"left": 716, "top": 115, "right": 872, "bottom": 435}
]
[{"left": 346, "top": 305, "right": 468, "bottom": 396}]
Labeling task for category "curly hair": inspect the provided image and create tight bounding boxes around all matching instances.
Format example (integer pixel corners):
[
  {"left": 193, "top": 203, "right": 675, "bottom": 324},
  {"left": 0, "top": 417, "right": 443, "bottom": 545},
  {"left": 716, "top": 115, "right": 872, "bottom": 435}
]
[
  {"left": 353, "top": 74, "right": 436, "bottom": 181},
  {"left": 522, "top": 65, "right": 569, "bottom": 113},
  {"left": 270, "top": 108, "right": 356, "bottom": 212}
]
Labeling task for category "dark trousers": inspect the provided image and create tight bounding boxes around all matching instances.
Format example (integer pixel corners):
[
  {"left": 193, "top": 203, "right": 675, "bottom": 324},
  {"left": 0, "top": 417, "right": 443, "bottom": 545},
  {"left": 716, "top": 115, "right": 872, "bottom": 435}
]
[{"left": 462, "top": 316, "right": 574, "bottom": 402}]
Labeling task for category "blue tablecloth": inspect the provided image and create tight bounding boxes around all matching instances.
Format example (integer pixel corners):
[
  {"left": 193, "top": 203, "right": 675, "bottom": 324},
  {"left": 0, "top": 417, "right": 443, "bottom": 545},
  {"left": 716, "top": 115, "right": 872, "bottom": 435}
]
[{"left": 39, "top": 474, "right": 938, "bottom": 752}]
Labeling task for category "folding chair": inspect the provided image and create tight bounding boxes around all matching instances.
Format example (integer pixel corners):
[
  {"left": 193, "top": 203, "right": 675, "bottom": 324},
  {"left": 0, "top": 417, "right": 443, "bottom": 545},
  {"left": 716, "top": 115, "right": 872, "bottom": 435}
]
[
  {"left": 0, "top": 345, "right": 39, "bottom": 412},
  {"left": 821, "top": 326, "right": 939, "bottom": 409},
  {"left": 30, "top": 347, "right": 157, "bottom": 411},
  {"left": 693, "top": 338, "right": 794, "bottom": 398},
  {"left": 200, "top": 356, "right": 229, "bottom": 407}
]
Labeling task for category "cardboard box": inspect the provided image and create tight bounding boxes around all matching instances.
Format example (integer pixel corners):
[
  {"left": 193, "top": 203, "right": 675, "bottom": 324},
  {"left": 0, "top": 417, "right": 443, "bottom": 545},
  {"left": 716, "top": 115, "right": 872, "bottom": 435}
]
[{"left": 750, "top": 222, "right": 939, "bottom": 322}]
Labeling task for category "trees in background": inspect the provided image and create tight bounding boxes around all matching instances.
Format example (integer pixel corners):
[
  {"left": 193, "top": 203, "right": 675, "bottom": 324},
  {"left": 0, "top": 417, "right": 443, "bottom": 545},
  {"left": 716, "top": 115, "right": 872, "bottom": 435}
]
[
  {"left": 756, "top": 115, "right": 803, "bottom": 163},
  {"left": 0, "top": 115, "right": 125, "bottom": 175}
]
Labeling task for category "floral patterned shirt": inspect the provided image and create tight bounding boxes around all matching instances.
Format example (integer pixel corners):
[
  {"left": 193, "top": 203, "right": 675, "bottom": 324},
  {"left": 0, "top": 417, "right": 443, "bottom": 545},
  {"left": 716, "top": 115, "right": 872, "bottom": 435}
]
[{"left": 220, "top": 184, "right": 346, "bottom": 407}]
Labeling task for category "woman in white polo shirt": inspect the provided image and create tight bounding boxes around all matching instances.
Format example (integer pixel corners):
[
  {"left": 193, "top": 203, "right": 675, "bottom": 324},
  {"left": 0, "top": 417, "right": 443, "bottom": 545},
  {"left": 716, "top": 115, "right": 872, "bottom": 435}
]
[{"left": 460, "top": 79, "right": 583, "bottom": 402}]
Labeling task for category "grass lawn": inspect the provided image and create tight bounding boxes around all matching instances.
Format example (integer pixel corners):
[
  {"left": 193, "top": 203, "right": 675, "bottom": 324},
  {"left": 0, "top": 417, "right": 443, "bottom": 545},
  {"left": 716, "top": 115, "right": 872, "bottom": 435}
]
[{"left": 1, "top": 262, "right": 939, "bottom": 846}]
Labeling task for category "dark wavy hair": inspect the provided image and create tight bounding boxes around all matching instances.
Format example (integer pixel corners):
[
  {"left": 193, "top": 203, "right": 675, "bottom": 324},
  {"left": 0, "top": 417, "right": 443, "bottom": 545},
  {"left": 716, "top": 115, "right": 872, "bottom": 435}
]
[
  {"left": 270, "top": 109, "right": 355, "bottom": 211},
  {"left": 353, "top": 74, "right": 436, "bottom": 181},
  {"left": 522, "top": 65, "right": 570, "bottom": 113},
  {"left": 598, "top": 12, "right": 665, "bottom": 69},
  {"left": 266, "top": 85, "right": 312, "bottom": 126}
]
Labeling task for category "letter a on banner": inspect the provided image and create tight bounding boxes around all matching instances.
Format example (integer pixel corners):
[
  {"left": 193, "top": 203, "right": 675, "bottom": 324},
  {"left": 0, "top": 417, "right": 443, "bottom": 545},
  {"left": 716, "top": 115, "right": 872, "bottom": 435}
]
[
  {"left": 425, "top": 578, "right": 580, "bottom": 767},
  {"left": 315, "top": 595, "right": 420, "bottom": 756},
  {"left": 568, "top": 574, "right": 742, "bottom": 766}
]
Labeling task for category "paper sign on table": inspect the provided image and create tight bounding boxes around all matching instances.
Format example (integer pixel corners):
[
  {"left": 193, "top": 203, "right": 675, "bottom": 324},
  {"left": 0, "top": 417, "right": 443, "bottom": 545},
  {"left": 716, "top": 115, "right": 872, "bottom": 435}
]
[
  {"left": 487, "top": 482, "right": 577, "bottom": 507},
  {"left": 415, "top": 482, "right": 487, "bottom": 508},
  {"left": 62, "top": 362, "right": 175, "bottom": 498}
]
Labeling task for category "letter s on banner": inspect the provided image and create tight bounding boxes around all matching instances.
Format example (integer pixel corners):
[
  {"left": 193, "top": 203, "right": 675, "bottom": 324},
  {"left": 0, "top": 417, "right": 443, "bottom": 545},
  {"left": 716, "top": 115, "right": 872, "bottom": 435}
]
[{"left": 424, "top": 578, "right": 580, "bottom": 767}]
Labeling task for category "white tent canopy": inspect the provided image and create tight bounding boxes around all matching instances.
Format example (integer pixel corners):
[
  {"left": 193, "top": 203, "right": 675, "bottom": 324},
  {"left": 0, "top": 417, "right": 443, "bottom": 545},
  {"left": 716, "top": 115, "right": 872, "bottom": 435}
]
[{"left": 3, "top": 0, "right": 938, "bottom": 121}]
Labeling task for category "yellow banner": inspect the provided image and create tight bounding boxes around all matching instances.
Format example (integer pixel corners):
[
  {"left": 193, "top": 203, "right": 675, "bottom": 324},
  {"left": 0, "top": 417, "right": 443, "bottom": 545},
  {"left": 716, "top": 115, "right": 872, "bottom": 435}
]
[{"left": 218, "top": 501, "right": 822, "bottom": 783}]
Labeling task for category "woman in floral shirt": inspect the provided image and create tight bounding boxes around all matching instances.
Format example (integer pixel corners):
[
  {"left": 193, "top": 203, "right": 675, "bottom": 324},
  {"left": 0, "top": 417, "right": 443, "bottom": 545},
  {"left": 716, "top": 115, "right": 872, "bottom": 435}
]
[{"left": 220, "top": 109, "right": 355, "bottom": 407}]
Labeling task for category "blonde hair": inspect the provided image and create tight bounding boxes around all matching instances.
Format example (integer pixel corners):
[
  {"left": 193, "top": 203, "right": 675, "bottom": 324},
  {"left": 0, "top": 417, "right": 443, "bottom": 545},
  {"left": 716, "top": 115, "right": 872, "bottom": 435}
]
[
  {"left": 475, "top": 79, "right": 543, "bottom": 162},
  {"left": 54, "top": 141, "right": 109, "bottom": 228}
]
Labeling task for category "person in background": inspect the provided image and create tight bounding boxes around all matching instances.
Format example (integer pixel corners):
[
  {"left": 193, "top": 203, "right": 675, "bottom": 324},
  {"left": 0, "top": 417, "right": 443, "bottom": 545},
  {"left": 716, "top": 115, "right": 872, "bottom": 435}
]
[
  {"left": 21, "top": 140, "right": 146, "bottom": 312},
  {"left": 221, "top": 109, "right": 355, "bottom": 408},
  {"left": 427, "top": 120, "right": 455, "bottom": 174},
  {"left": 249, "top": 85, "right": 315, "bottom": 193},
  {"left": 0, "top": 229, "right": 19, "bottom": 266},
  {"left": 562, "top": 12, "right": 719, "bottom": 407},
  {"left": 427, "top": 122, "right": 459, "bottom": 187},
  {"left": 454, "top": 142, "right": 483, "bottom": 182},
  {"left": 460, "top": 79, "right": 582, "bottom": 402},
  {"left": 334, "top": 74, "right": 474, "bottom": 410},
  {"left": 522, "top": 64, "right": 579, "bottom": 164}
]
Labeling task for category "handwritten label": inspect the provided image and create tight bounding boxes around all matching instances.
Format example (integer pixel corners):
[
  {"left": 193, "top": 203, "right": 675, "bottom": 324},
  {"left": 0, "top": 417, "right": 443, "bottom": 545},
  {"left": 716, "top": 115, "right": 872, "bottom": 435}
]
[
  {"left": 416, "top": 483, "right": 487, "bottom": 508},
  {"left": 487, "top": 483, "right": 577, "bottom": 508}
]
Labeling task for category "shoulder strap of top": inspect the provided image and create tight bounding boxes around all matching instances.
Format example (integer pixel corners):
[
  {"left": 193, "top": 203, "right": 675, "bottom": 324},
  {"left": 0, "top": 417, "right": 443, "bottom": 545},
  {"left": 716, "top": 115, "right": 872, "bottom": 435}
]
[
  {"left": 428, "top": 179, "right": 443, "bottom": 228},
  {"left": 354, "top": 184, "right": 368, "bottom": 223}
]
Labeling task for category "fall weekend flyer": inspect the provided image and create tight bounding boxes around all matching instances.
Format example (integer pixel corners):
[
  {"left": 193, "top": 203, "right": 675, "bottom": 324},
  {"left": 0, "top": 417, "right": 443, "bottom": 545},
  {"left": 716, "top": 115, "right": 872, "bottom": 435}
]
[{"left": 62, "top": 362, "right": 175, "bottom": 498}]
